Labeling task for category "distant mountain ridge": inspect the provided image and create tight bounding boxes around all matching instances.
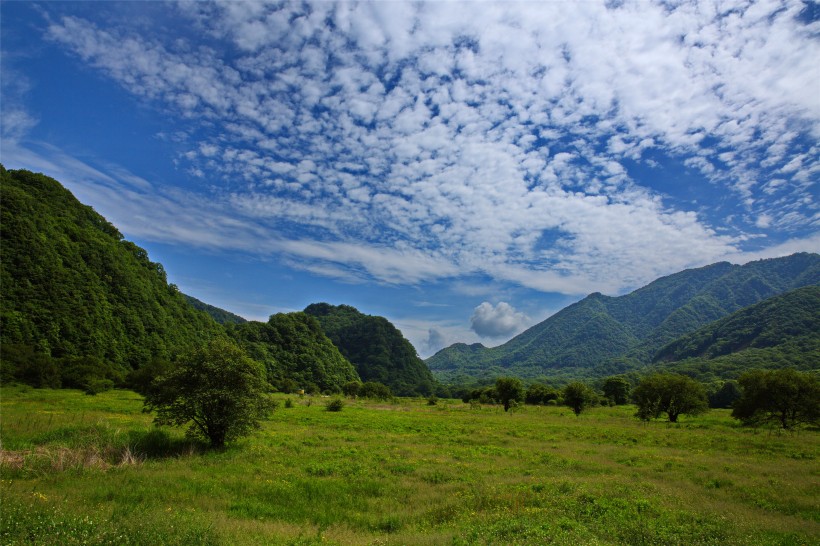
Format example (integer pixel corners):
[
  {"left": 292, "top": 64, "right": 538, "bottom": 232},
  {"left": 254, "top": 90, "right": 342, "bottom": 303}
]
[
  {"left": 427, "top": 253, "right": 820, "bottom": 384},
  {"left": 184, "top": 294, "right": 247, "bottom": 325},
  {"left": 304, "top": 303, "right": 435, "bottom": 396},
  {"left": 650, "top": 285, "right": 820, "bottom": 381}
]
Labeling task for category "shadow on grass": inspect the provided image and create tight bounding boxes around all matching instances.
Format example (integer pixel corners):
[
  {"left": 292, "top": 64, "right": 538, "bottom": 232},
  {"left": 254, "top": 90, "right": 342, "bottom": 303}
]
[{"left": 127, "top": 428, "right": 207, "bottom": 459}]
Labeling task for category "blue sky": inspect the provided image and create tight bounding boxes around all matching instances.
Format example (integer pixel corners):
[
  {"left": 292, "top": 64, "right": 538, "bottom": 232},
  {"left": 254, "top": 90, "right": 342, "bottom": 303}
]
[{"left": 2, "top": 1, "right": 818, "bottom": 357}]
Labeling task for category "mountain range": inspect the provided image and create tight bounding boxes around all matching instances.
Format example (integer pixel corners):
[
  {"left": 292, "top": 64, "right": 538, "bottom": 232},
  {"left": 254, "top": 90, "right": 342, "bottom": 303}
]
[
  {"left": 2, "top": 164, "right": 817, "bottom": 393},
  {"left": 427, "top": 253, "right": 820, "bottom": 385}
]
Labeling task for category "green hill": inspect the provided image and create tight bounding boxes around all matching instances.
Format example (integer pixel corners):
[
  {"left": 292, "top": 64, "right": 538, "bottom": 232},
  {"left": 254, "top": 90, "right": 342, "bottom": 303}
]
[
  {"left": 304, "top": 303, "right": 435, "bottom": 396},
  {"left": 184, "top": 294, "right": 247, "bottom": 325},
  {"left": 650, "top": 286, "right": 820, "bottom": 381},
  {"left": 427, "top": 254, "right": 820, "bottom": 384},
  {"left": 0, "top": 166, "right": 223, "bottom": 387},
  {"left": 227, "top": 312, "right": 360, "bottom": 394}
]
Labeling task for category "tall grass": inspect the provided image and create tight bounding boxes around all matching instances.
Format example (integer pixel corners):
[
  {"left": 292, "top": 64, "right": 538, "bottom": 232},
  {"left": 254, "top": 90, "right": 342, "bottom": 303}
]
[{"left": 1, "top": 385, "right": 818, "bottom": 544}]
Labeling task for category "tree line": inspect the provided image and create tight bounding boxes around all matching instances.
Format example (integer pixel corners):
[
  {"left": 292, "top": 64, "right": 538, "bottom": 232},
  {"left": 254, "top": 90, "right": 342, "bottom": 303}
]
[{"left": 460, "top": 370, "right": 819, "bottom": 429}]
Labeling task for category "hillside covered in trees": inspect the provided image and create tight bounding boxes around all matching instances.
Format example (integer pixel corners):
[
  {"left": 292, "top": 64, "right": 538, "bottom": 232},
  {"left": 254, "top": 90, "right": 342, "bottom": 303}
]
[
  {"left": 652, "top": 285, "right": 820, "bottom": 382},
  {"left": 428, "top": 253, "right": 820, "bottom": 384},
  {"left": 0, "top": 166, "right": 224, "bottom": 387},
  {"left": 0, "top": 166, "right": 363, "bottom": 395},
  {"left": 226, "top": 312, "right": 360, "bottom": 394},
  {"left": 304, "top": 303, "right": 436, "bottom": 396}
]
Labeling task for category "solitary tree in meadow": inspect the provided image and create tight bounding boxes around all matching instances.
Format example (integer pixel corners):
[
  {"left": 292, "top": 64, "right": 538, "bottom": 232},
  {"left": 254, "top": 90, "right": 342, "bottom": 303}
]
[
  {"left": 495, "top": 377, "right": 524, "bottom": 412},
  {"left": 563, "top": 382, "right": 597, "bottom": 416},
  {"left": 143, "top": 337, "right": 274, "bottom": 448},
  {"left": 632, "top": 373, "right": 708, "bottom": 423}
]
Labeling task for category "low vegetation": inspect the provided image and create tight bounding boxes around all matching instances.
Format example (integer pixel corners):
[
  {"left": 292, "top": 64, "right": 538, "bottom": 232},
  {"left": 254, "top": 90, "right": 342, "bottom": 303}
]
[{"left": 2, "top": 385, "right": 818, "bottom": 545}]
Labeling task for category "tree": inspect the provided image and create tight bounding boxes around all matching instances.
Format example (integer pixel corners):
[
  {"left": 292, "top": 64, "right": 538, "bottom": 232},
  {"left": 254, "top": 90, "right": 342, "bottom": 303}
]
[
  {"left": 143, "top": 338, "right": 274, "bottom": 448},
  {"left": 359, "top": 381, "right": 392, "bottom": 400},
  {"left": 563, "top": 382, "right": 597, "bottom": 416},
  {"left": 495, "top": 377, "right": 524, "bottom": 412},
  {"left": 732, "top": 368, "right": 820, "bottom": 430},
  {"left": 708, "top": 380, "right": 741, "bottom": 409},
  {"left": 602, "top": 375, "right": 631, "bottom": 405},
  {"left": 525, "top": 383, "right": 558, "bottom": 405},
  {"left": 343, "top": 381, "right": 362, "bottom": 398},
  {"left": 632, "top": 373, "right": 708, "bottom": 423}
]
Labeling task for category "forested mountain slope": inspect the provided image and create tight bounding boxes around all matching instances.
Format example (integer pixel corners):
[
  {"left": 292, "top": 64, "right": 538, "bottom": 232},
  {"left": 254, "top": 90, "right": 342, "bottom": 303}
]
[
  {"left": 0, "top": 166, "right": 223, "bottom": 379},
  {"left": 427, "top": 253, "right": 820, "bottom": 384},
  {"left": 227, "top": 312, "right": 360, "bottom": 394},
  {"left": 184, "top": 294, "right": 247, "bottom": 325},
  {"left": 304, "top": 303, "right": 435, "bottom": 396},
  {"left": 651, "top": 285, "right": 820, "bottom": 381}
]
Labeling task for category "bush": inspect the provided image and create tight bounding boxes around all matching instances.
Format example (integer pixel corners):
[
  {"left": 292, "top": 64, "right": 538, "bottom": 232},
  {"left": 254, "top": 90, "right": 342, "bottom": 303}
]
[
  {"left": 427, "top": 395, "right": 438, "bottom": 406},
  {"left": 325, "top": 398, "right": 344, "bottom": 412}
]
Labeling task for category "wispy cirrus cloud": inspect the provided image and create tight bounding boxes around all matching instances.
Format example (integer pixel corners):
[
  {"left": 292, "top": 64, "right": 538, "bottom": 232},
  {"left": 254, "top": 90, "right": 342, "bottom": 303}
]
[{"left": 24, "top": 0, "right": 819, "bottom": 296}]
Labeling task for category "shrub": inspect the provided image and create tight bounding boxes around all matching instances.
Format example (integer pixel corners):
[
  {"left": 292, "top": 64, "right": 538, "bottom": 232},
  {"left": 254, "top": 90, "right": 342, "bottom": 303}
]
[{"left": 325, "top": 398, "right": 344, "bottom": 412}]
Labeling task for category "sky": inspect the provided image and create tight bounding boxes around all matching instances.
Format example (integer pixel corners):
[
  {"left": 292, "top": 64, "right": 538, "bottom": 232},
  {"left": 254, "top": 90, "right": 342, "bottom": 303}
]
[{"left": 1, "top": 0, "right": 818, "bottom": 358}]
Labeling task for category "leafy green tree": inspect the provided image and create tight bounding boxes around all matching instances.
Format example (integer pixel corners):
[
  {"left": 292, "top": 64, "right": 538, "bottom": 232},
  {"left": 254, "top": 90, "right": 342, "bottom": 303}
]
[
  {"left": 525, "top": 383, "right": 558, "bottom": 405},
  {"left": 732, "top": 368, "right": 820, "bottom": 430},
  {"left": 563, "top": 382, "right": 597, "bottom": 415},
  {"left": 708, "top": 380, "right": 741, "bottom": 409},
  {"left": 602, "top": 375, "right": 631, "bottom": 405},
  {"left": 359, "top": 381, "right": 392, "bottom": 400},
  {"left": 632, "top": 373, "right": 708, "bottom": 423},
  {"left": 495, "top": 377, "right": 524, "bottom": 412},
  {"left": 143, "top": 338, "right": 274, "bottom": 448},
  {"left": 343, "top": 381, "right": 362, "bottom": 398}
]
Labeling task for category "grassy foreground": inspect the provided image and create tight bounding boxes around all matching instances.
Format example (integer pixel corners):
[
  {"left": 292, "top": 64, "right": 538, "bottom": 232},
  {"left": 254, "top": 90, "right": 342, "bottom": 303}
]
[{"left": 1, "top": 386, "right": 818, "bottom": 545}]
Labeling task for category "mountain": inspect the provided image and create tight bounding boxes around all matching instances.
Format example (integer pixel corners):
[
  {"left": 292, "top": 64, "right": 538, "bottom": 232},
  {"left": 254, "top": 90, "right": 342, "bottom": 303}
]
[
  {"left": 184, "top": 294, "right": 247, "bottom": 325},
  {"left": 427, "top": 253, "right": 820, "bottom": 384},
  {"left": 304, "top": 303, "right": 436, "bottom": 396},
  {"left": 650, "top": 285, "right": 820, "bottom": 381},
  {"left": 226, "top": 312, "right": 360, "bottom": 394},
  {"left": 0, "top": 166, "right": 223, "bottom": 386}
]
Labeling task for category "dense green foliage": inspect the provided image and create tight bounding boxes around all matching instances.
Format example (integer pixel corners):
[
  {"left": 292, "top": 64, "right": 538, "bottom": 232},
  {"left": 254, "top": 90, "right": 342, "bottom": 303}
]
[
  {"left": 227, "top": 312, "right": 360, "bottom": 394},
  {"left": 428, "top": 254, "right": 820, "bottom": 384},
  {"left": 563, "top": 382, "right": 598, "bottom": 416},
  {"left": 494, "top": 376, "right": 524, "bottom": 411},
  {"left": 304, "top": 303, "right": 435, "bottom": 396},
  {"left": 183, "top": 294, "right": 247, "bottom": 325},
  {"left": 632, "top": 373, "right": 709, "bottom": 423},
  {"left": 732, "top": 368, "right": 820, "bottom": 430},
  {"left": 650, "top": 286, "right": 820, "bottom": 383},
  {"left": 602, "top": 376, "right": 631, "bottom": 405},
  {"left": 0, "top": 166, "right": 223, "bottom": 384},
  {"left": 144, "top": 338, "right": 274, "bottom": 448}
]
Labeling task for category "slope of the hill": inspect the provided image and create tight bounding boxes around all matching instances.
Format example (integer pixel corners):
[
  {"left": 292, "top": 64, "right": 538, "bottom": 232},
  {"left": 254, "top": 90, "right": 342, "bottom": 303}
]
[
  {"left": 226, "top": 312, "right": 360, "bottom": 394},
  {"left": 427, "top": 253, "right": 820, "bottom": 384},
  {"left": 0, "top": 166, "right": 223, "bottom": 383},
  {"left": 304, "top": 303, "right": 435, "bottom": 396},
  {"left": 649, "top": 286, "right": 820, "bottom": 381},
  {"left": 184, "top": 294, "right": 247, "bottom": 325}
]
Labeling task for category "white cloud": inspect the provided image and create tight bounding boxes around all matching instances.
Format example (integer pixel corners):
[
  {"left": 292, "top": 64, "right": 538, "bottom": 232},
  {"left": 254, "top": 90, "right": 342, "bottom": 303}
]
[
  {"left": 20, "top": 0, "right": 818, "bottom": 297},
  {"left": 470, "top": 302, "right": 531, "bottom": 339}
]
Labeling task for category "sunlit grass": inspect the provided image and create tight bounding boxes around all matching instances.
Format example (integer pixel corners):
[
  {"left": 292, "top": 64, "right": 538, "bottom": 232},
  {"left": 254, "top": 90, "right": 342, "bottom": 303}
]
[{"left": 1, "top": 385, "right": 818, "bottom": 544}]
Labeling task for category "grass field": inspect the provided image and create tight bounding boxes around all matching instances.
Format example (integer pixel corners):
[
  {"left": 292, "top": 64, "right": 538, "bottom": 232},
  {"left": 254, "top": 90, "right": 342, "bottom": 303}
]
[{"left": 1, "top": 385, "right": 818, "bottom": 545}]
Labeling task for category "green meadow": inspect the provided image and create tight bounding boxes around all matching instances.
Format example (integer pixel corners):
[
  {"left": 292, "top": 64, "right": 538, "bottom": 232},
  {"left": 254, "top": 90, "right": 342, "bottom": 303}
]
[{"left": 1, "top": 386, "right": 817, "bottom": 545}]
